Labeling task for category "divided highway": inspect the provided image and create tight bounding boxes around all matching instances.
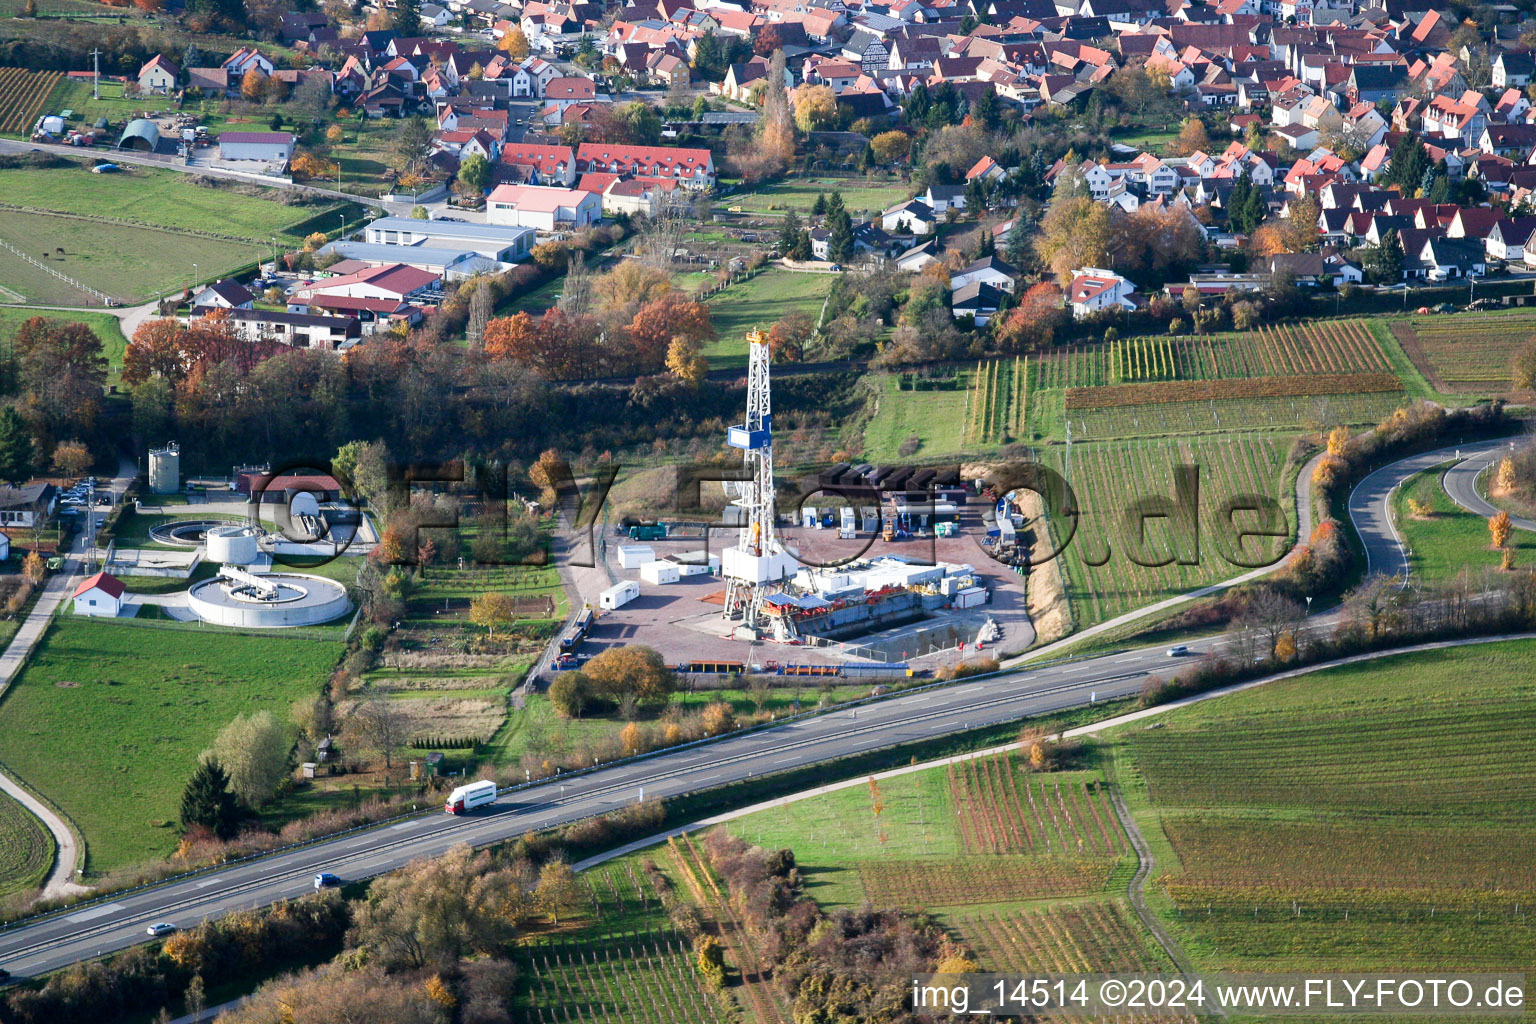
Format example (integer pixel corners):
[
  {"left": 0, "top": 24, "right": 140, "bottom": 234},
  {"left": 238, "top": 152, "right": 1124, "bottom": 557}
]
[{"left": 0, "top": 434, "right": 1522, "bottom": 982}]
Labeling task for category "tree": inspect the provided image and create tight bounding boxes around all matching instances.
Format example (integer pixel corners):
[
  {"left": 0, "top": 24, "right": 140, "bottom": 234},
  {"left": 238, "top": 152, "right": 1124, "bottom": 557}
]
[
  {"left": 470, "top": 592, "right": 516, "bottom": 636},
  {"left": 1364, "top": 228, "right": 1404, "bottom": 284},
  {"left": 871, "top": 130, "right": 910, "bottom": 164},
  {"left": 349, "top": 690, "right": 410, "bottom": 772},
  {"left": 582, "top": 645, "right": 676, "bottom": 705},
  {"left": 240, "top": 68, "right": 265, "bottom": 102},
  {"left": 50, "top": 439, "right": 92, "bottom": 478},
  {"left": 665, "top": 335, "right": 709, "bottom": 385},
  {"left": 499, "top": 26, "right": 530, "bottom": 57},
  {"left": 1172, "top": 116, "right": 1211, "bottom": 157},
  {"left": 457, "top": 152, "right": 490, "bottom": 194},
  {"left": 793, "top": 85, "right": 838, "bottom": 133},
  {"left": 536, "top": 858, "right": 580, "bottom": 925},
  {"left": 0, "top": 407, "right": 35, "bottom": 486},
  {"left": 210, "top": 710, "right": 291, "bottom": 809},
  {"left": 548, "top": 671, "right": 591, "bottom": 718},
  {"left": 1491, "top": 510, "right": 1512, "bottom": 549},
  {"left": 179, "top": 757, "right": 242, "bottom": 840}
]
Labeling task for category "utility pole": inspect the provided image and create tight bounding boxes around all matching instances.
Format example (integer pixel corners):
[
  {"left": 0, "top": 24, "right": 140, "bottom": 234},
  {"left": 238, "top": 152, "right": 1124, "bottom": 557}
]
[{"left": 90, "top": 49, "right": 101, "bottom": 100}]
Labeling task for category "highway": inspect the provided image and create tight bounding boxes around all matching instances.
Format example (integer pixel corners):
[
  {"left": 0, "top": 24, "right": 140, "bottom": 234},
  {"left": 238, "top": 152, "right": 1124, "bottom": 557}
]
[{"left": 0, "top": 433, "right": 1526, "bottom": 981}]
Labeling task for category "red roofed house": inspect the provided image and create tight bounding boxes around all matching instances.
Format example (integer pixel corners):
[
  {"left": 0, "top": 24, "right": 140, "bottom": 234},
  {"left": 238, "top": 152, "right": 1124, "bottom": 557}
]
[
  {"left": 1068, "top": 268, "right": 1136, "bottom": 319},
  {"left": 499, "top": 143, "right": 577, "bottom": 186},
  {"left": 575, "top": 142, "right": 715, "bottom": 189},
  {"left": 73, "top": 572, "right": 125, "bottom": 618}
]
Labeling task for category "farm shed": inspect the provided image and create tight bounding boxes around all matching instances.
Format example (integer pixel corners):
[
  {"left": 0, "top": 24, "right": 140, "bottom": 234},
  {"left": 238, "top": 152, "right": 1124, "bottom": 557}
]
[{"left": 117, "top": 118, "right": 160, "bottom": 151}]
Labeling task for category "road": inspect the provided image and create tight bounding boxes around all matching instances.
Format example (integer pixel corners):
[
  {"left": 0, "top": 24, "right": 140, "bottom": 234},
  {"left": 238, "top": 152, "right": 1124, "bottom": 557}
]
[{"left": 0, "top": 437, "right": 1520, "bottom": 980}]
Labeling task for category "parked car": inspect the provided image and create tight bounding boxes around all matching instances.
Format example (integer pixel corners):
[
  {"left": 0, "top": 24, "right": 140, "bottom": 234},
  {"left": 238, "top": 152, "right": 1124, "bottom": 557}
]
[
  {"left": 146, "top": 922, "right": 177, "bottom": 937},
  {"left": 314, "top": 872, "right": 341, "bottom": 890}
]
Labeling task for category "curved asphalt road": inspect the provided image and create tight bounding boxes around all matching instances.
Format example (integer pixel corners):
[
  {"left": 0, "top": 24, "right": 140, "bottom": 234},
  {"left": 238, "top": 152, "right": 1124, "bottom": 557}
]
[{"left": 0, "top": 435, "right": 1523, "bottom": 982}]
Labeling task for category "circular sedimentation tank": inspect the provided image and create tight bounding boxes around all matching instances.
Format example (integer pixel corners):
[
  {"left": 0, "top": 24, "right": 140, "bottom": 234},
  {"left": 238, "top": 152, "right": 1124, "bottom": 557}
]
[
  {"left": 204, "top": 524, "right": 262, "bottom": 564},
  {"left": 187, "top": 570, "right": 351, "bottom": 628}
]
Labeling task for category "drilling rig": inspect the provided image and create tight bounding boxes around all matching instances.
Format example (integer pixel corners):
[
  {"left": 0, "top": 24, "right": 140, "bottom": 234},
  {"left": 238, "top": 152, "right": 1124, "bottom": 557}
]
[{"left": 721, "top": 329, "right": 797, "bottom": 639}]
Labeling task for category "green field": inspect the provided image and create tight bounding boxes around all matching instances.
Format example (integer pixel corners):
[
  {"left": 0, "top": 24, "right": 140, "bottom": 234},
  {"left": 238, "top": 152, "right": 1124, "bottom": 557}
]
[
  {"left": 724, "top": 177, "right": 913, "bottom": 217},
  {"left": 0, "top": 619, "right": 341, "bottom": 872},
  {"left": 1039, "top": 434, "right": 1295, "bottom": 627},
  {"left": 1394, "top": 464, "right": 1536, "bottom": 581},
  {"left": 1113, "top": 639, "right": 1536, "bottom": 972},
  {"left": 0, "top": 788, "right": 53, "bottom": 899},
  {"left": 702, "top": 267, "right": 833, "bottom": 368}
]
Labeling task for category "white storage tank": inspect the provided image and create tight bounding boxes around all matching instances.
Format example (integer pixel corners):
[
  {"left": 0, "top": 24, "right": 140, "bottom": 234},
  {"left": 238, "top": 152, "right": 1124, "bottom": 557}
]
[
  {"left": 148, "top": 442, "right": 181, "bottom": 494},
  {"left": 599, "top": 580, "right": 640, "bottom": 610},
  {"left": 204, "top": 524, "right": 261, "bottom": 565},
  {"left": 640, "top": 561, "right": 680, "bottom": 585},
  {"left": 616, "top": 544, "right": 655, "bottom": 569}
]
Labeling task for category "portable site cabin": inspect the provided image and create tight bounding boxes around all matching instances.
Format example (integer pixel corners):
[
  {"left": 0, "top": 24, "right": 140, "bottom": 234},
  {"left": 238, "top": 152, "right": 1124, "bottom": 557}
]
[
  {"left": 616, "top": 544, "right": 655, "bottom": 569},
  {"left": 600, "top": 580, "right": 641, "bottom": 610},
  {"left": 640, "top": 561, "right": 680, "bottom": 585}
]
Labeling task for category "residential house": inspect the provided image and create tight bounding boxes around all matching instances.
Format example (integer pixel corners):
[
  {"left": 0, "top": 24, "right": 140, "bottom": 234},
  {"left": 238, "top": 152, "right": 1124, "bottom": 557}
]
[
  {"left": 1068, "top": 267, "right": 1136, "bottom": 318},
  {"left": 137, "top": 55, "right": 179, "bottom": 94}
]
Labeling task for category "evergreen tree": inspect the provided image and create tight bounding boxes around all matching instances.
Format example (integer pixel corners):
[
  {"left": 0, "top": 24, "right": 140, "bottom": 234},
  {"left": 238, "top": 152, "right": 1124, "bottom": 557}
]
[
  {"left": 826, "top": 206, "right": 854, "bottom": 263},
  {"left": 180, "top": 758, "right": 242, "bottom": 840},
  {"left": 393, "top": 0, "right": 422, "bottom": 38},
  {"left": 778, "top": 209, "right": 802, "bottom": 255},
  {"left": 0, "top": 407, "right": 33, "bottom": 485},
  {"left": 1365, "top": 228, "right": 1404, "bottom": 284}
]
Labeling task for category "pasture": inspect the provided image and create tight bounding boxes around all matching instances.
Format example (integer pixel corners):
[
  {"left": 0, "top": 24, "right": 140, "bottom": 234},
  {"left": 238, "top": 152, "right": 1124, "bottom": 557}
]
[
  {"left": 0, "top": 619, "right": 340, "bottom": 872},
  {"left": 1038, "top": 434, "right": 1294, "bottom": 627},
  {"left": 0, "top": 789, "right": 53, "bottom": 899},
  {"left": 1115, "top": 639, "right": 1536, "bottom": 971},
  {"left": 1390, "top": 311, "right": 1536, "bottom": 394}
]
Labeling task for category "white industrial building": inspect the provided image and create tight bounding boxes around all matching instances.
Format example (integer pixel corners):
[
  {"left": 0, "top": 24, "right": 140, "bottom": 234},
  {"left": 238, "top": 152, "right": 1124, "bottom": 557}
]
[
  {"left": 216, "top": 130, "right": 296, "bottom": 165},
  {"left": 363, "top": 217, "right": 535, "bottom": 262}
]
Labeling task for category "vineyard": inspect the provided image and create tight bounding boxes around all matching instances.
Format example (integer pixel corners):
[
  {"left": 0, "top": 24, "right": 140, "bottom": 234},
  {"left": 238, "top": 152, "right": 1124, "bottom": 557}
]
[
  {"left": 0, "top": 69, "right": 63, "bottom": 136},
  {"left": 1039, "top": 434, "right": 1293, "bottom": 626},
  {"left": 1391, "top": 312, "right": 1536, "bottom": 392},
  {"left": 948, "top": 756, "right": 1127, "bottom": 857},
  {"left": 857, "top": 855, "right": 1118, "bottom": 907},
  {"left": 958, "top": 900, "right": 1183, "bottom": 979},
  {"left": 1117, "top": 639, "right": 1536, "bottom": 971},
  {"left": 963, "top": 357, "right": 1029, "bottom": 444}
]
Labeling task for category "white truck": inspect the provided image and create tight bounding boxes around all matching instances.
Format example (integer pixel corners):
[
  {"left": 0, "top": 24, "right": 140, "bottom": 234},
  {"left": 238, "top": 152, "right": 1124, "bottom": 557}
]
[{"left": 445, "top": 779, "right": 498, "bottom": 815}]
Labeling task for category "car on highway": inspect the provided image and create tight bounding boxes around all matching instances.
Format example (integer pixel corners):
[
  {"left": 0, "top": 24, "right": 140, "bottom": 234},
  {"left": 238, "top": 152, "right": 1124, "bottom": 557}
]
[
  {"left": 1166, "top": 645, "right": 1189, "bottom": 657},
  {"left": 314, "top": 872, "right": 341, "bottom": 889},
  {"left": 146, "top": 922, "right": 177, "bottom": 937}
]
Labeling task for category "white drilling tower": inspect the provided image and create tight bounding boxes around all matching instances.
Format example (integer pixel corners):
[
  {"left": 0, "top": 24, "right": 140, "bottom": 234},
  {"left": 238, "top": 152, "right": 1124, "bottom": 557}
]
[{"left": 721, "top": 329, "right": 796, "bottom": 638}]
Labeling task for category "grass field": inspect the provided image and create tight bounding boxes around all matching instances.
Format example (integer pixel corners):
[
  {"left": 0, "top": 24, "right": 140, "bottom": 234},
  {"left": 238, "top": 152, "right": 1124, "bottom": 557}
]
[
  {"left": 1038, "top": 434, "right": 1294, "bottom": 627},
  {"left": 1393, "top": 463, "right": 1536, "bottom": 581},
  {"left": 723, "top": 177, "right": 913, "bottom": 217},
  {"left": 1389, "top": 311, "right": 1536, "bottom": 394},
  {"left": 0, "top": 788, "right": 53, "bottom": 899},
  {"left": 1114, "top": 639, "right": 1536, "bottom": 971},
  {"left": 0, "top": 619, "right": 341, "bottom": 872},
  {"left": 702, "top": 268, "right": 833, "bottom": 368}
]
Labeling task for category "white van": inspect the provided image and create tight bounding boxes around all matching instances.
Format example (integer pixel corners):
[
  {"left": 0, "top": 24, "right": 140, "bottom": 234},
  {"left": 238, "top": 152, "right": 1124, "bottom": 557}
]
[{"left": 445, "top": 779, "right": 498, "bottom": 815}]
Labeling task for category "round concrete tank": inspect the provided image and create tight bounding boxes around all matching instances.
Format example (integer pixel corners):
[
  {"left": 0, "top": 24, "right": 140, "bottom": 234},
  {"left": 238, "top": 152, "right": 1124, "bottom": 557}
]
[
  {"left": 187, "top": 570, "right": 351, "bottom": 628},
  {"left": 204, "top": 524, "right": 262, "bottom": 565},
  {"left": 148, "top": 443, "right": 180, "bottom": 494}
]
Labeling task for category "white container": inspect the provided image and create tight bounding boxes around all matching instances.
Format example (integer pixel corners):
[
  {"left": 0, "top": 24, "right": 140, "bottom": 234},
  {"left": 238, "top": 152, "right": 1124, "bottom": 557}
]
[
  {"left": 599, "top": 580, "right": 641, "bottom": 609},
  {"left": 955, "top": 586, "right": 987, "bottom": 609},
  {"left": 616, "top": 544, "right": 655, "bottom": 569},
  {"left": 640, "top": 561, "right": 680, "bottom": 585}
]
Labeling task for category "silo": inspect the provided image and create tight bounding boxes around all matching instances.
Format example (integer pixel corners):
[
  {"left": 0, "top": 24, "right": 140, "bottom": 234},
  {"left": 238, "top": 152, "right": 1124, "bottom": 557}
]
[{"left": 148, "top": 442, "right": 180, "bottom": 494}]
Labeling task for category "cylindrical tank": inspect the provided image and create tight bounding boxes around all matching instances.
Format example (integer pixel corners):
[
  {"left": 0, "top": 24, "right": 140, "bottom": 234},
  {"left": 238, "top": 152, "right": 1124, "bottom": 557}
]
[
  {"left": 205, "top": 524, "right": 261, "bottom": 565},
  {"left": 148, "top": 442, "right": 180, "bottom": 494}
]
